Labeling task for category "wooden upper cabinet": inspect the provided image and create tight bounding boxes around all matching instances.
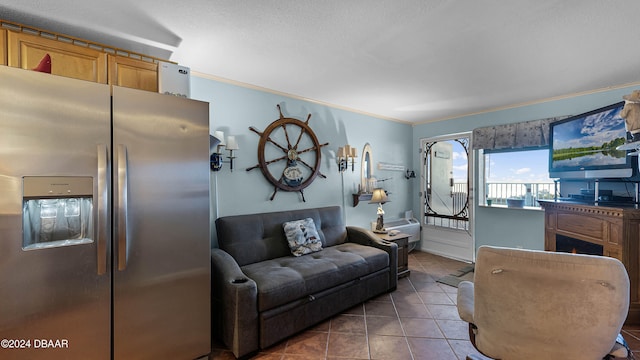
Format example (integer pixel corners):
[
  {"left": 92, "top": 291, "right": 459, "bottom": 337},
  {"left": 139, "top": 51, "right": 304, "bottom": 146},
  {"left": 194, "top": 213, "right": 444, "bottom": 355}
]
[
  {"left": 108, "top": 55, "right": 158, "bottom": 92},
  {"left": 8, "top": 31, "right": 107, "bottom": 83},
  {"left": 4, "top": 26, "right": 160, "bottom": 92},
  {"left": 0, "top": 29, "right": 7, "bottom": 65}
]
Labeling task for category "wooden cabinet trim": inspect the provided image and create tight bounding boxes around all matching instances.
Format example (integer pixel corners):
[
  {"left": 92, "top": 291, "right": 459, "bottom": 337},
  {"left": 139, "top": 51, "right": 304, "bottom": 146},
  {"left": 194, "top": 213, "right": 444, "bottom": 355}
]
[
  {"left": 1, "top": 19, "right": 164, "bottom": 65},
  {"left": 0, "top": 29, "right": 6, "bottom": 66}
]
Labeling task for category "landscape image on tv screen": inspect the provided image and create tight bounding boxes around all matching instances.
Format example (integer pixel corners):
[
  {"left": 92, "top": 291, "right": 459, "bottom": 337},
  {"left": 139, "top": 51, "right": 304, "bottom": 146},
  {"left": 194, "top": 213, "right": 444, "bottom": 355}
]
[{"left": 551, "top": 105, "right": 627, "bottom": 169}]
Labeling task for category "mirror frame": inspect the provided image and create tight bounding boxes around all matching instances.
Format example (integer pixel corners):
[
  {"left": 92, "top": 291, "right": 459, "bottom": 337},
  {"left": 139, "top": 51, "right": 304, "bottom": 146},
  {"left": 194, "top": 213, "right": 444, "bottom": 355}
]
[
  {"left": 360, "top": 143, "right": 373, "bottom": 192},
  {"left": 424, "top": 137, "right": 470, "bottom": 219}
]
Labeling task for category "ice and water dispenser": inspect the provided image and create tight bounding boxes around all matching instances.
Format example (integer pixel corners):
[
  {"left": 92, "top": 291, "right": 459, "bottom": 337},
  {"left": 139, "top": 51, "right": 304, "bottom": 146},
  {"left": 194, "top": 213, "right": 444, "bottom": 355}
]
[{"left": 22, "top": 176, "right": 94, "bottom": 250}]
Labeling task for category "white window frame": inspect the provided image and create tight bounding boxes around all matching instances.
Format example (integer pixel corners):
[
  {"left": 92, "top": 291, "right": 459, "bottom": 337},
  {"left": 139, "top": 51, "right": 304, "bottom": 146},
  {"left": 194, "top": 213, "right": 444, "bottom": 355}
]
[{"left": 479, "top": 147, "right": 557, "bottom": 209}]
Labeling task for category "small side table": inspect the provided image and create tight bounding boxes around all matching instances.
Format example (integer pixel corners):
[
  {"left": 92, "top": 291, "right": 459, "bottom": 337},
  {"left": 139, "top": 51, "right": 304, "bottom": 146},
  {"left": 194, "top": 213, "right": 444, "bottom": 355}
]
[{"left": 376, "top": 232, "right": 410, "bottom": 278}]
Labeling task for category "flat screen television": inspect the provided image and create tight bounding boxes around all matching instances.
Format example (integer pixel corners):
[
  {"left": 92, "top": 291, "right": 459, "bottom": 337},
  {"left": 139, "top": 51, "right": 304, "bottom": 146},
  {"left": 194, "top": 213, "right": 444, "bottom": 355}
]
[{"left": 549, "top": 101, "right": 634, "bottom": 179}]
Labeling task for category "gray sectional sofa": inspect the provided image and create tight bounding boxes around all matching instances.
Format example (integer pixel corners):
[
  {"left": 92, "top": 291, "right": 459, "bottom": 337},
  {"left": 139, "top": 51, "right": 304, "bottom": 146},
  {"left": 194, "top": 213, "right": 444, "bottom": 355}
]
[{"left": 211, "top": 206, "right": 398, "bottom": 358}]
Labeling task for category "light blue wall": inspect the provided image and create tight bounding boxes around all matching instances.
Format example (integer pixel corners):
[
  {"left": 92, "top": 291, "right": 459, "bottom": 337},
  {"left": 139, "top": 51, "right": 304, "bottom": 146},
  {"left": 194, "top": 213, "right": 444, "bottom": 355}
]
[
  {"left": 191, "top": 76, "right": 413, "bottom": 247},
  {"left": 412, "top": 85, "right": 640, "bottom": 252},
  {"left": 191, "top": 73, "right": 638, "bottom": 251}
]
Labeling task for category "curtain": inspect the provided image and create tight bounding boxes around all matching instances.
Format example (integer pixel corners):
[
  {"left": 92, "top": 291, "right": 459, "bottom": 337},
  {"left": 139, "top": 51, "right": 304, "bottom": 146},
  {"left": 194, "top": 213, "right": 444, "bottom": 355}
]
[{"left": 472, "top": 116, "right": 570, "bottom": 150}]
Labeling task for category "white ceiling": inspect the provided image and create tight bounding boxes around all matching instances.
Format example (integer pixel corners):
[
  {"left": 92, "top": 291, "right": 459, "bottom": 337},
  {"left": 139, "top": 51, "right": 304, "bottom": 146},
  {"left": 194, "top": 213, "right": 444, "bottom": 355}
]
[{"left": 2, "top": 0, "right": 640, "bottom": 124}]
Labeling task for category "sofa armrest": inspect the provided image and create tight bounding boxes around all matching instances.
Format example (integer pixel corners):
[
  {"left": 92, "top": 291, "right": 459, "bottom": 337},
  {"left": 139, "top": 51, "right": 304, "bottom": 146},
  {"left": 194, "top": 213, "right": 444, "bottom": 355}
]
[
  {"left": 457, "top": 280, "right": 475, "bottom": 324},
  {"left": 346, "top": 226, "right": 398, "bottom": 290},
  {"left": 211, "top": 248, "right": 259, "bottom": 358}
]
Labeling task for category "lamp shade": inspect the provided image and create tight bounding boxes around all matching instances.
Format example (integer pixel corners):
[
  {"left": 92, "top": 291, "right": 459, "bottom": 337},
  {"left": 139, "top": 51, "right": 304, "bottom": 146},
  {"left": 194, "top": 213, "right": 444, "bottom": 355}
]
[
  {"left": 213, "top": 131, "right": 226, "bottom": 146},
  {"left": 226, "top": 136, "right": 239, "bottom": 150},
  {"left": 210, "top": 135, "right": 221, "bottom": 153},
  {"left": 369, "top": 188, "right": 389, "bottom": 204}
]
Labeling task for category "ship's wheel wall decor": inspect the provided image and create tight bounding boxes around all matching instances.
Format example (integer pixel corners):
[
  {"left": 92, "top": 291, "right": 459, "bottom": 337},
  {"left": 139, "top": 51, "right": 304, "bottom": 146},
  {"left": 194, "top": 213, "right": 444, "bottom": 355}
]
[{"left": 247, "top": 105, "right": 329, "bottom": 202}]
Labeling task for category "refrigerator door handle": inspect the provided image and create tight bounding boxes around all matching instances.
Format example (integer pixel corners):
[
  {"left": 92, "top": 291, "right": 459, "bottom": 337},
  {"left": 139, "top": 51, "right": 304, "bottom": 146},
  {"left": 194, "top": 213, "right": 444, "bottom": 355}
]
[
  {"left": 97, "top": 144, "right": 109, "bottom": 275},
  {"left": 116, "top": 144, "right": 129, "bottom": 271}
]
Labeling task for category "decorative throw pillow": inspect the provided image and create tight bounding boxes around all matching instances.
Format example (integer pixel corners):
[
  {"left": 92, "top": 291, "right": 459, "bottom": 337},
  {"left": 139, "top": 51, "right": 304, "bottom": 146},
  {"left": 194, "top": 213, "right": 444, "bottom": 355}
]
[{"left": 283, "top": 218, "right": 322, "bottom": 257}]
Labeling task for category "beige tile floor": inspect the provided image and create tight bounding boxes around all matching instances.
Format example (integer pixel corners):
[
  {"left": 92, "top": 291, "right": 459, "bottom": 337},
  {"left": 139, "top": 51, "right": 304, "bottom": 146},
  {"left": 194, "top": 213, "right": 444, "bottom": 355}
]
[{"left": 210, "top": 251, "right": 640, "bottom": 360}]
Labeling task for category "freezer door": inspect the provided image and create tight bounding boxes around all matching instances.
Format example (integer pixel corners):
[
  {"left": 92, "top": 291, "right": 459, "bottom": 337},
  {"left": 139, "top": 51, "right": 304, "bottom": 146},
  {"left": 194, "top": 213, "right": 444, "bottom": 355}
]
[
  {"left": 0, "top": 66, "right": 111, "bottom": 359},
  {"left": 112, "top": 86, "right": 211, "bottom": 359}
]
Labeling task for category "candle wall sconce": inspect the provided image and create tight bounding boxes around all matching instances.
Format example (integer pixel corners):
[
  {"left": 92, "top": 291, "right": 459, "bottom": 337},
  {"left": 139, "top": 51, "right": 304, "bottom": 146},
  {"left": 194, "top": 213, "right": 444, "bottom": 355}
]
[
  {"left": 337, "top": 145, "right": 357, "bottom": 172},
  {"left": 210, "top": 131, "right": 239, "bottom": 171}
]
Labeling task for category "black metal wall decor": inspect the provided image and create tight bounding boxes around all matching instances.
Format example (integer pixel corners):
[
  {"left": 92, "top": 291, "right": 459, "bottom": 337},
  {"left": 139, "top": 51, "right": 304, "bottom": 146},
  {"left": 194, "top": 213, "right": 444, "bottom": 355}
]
[
  {"left": 247, "top": 105, "right": 328, "bottom": 201},
  {"left": 424, "top": 137, "right": 470, "bottom": 223}
]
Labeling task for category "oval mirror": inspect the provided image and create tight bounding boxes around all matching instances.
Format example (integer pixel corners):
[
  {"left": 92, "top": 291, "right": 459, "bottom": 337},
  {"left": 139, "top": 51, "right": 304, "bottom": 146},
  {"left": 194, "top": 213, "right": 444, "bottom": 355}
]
[{"left": 361, "top": 143, "right": 373, "bottom": 192}]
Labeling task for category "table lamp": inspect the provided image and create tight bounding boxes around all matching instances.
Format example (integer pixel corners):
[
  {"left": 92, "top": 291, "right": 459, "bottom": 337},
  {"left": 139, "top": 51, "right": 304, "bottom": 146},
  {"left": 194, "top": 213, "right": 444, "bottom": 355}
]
[{"left": 369, "top": 188, "right": 389, "bottom": 233}]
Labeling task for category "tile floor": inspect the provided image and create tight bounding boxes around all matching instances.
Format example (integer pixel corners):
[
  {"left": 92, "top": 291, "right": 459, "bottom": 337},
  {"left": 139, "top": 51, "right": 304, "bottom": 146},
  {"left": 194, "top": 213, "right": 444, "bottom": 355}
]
[{"left": 210, "top": 251, "right": 640, "bottom": 360}]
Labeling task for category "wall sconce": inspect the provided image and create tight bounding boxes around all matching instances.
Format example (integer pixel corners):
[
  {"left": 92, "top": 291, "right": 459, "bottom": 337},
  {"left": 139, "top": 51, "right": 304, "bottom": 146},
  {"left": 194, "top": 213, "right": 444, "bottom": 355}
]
[
  {"left": 210, "top": 131, "right": 240, "bottom": 172},
  {"left": 369, "top": 188, "right": 390, "bottom": 233},
  {"left": 337, "top": 145, "right": 357, "bottom": 172}
]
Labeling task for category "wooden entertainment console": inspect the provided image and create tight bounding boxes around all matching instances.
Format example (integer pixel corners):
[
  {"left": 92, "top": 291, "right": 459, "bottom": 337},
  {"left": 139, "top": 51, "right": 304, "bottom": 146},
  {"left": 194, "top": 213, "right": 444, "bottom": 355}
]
[{"left": 539, "top": 200, "right": 640, "bottom": 324}]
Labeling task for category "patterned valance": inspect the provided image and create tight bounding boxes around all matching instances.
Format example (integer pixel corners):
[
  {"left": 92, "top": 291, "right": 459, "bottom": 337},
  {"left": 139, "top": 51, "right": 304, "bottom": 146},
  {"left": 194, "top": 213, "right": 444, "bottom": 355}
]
[{"left": 472, "top": 116, "right": 570, "bottom": 150}]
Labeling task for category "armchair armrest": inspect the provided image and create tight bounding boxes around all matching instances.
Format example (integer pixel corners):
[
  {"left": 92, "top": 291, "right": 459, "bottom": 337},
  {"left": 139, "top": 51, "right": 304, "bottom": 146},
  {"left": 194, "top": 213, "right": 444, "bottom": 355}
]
[
  {"left": 211, "top": 248, "right": 259, "bottom": 358},
  {"left": 346, "top": 226, "right": 398, "bottom": 289},
  {"left": 457, "top": 280, "right": 475, "bottom": 324}
]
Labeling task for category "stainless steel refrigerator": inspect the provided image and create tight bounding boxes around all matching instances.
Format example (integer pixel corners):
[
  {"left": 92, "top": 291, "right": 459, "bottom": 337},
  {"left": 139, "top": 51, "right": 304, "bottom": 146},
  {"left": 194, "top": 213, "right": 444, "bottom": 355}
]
[{"left": 0, "top": 65, "right": 211, "bottom": 359}]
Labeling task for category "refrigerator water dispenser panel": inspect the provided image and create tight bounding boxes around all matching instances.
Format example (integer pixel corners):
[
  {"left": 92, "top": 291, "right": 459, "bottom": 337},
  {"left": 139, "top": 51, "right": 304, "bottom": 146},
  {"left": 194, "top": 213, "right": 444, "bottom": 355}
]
[{"left": 22, "top": 176, "right": 94, "bottom": 250}]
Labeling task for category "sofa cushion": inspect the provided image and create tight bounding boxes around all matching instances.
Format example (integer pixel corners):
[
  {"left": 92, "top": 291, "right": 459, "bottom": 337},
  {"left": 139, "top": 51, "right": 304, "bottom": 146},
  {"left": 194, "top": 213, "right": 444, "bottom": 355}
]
[
  {"left": 241, "top": 243, "right": 389, "bottom": 312},
  {"left": 283, "top": 218, "right": 323, "bottom": 256}
]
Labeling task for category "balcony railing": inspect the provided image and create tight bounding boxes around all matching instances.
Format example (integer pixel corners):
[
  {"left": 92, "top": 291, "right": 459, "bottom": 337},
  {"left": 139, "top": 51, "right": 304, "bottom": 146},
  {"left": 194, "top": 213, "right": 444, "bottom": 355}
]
[
  {"left": 486, "top": 182, "right": 557, "bottom": 206},
  {"left": 424, "top": 182, "right": 470, "bottom": 230},
  {"left": 424, "top": 181, "right": 556, "bottom": 230}
]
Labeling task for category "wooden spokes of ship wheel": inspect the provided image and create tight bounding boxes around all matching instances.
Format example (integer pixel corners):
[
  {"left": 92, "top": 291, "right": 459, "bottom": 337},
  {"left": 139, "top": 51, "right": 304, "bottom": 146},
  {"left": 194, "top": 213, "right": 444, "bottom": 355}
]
[{"left": 247, "top": 105, "right": 328, "bottom": 201}]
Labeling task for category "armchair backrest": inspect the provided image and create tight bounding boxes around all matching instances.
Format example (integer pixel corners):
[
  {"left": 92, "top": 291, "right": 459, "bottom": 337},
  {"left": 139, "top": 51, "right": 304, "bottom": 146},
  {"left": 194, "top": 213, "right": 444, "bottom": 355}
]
[{"left": 473, "top": 246, "right": 629, "bottom": 360}]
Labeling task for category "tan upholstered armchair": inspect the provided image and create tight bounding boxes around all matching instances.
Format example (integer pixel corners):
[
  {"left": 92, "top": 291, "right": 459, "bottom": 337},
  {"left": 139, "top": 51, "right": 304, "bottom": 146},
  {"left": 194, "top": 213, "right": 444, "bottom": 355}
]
[{"left": 457, "top": 246, "right": 632, "bottom": 360}]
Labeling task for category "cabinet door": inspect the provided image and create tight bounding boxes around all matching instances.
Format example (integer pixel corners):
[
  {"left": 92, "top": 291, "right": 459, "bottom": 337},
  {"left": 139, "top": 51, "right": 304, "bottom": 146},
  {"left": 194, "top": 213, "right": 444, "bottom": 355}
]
[
  {"left": 108, "top": 55, "right": 158, "bottom": 92},
  {"left": 7, "top": 31, "right": 107, "bottom": 83},
  {"left": 0, "top": 29, "right": 6, "bottom": 65}
]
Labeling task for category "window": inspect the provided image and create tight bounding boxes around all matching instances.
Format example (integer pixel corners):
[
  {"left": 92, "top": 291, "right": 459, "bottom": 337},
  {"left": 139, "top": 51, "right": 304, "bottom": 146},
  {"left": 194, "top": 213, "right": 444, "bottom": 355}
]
[{"left": 481, "top": 148, "right": 557, "bottom": 207}]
